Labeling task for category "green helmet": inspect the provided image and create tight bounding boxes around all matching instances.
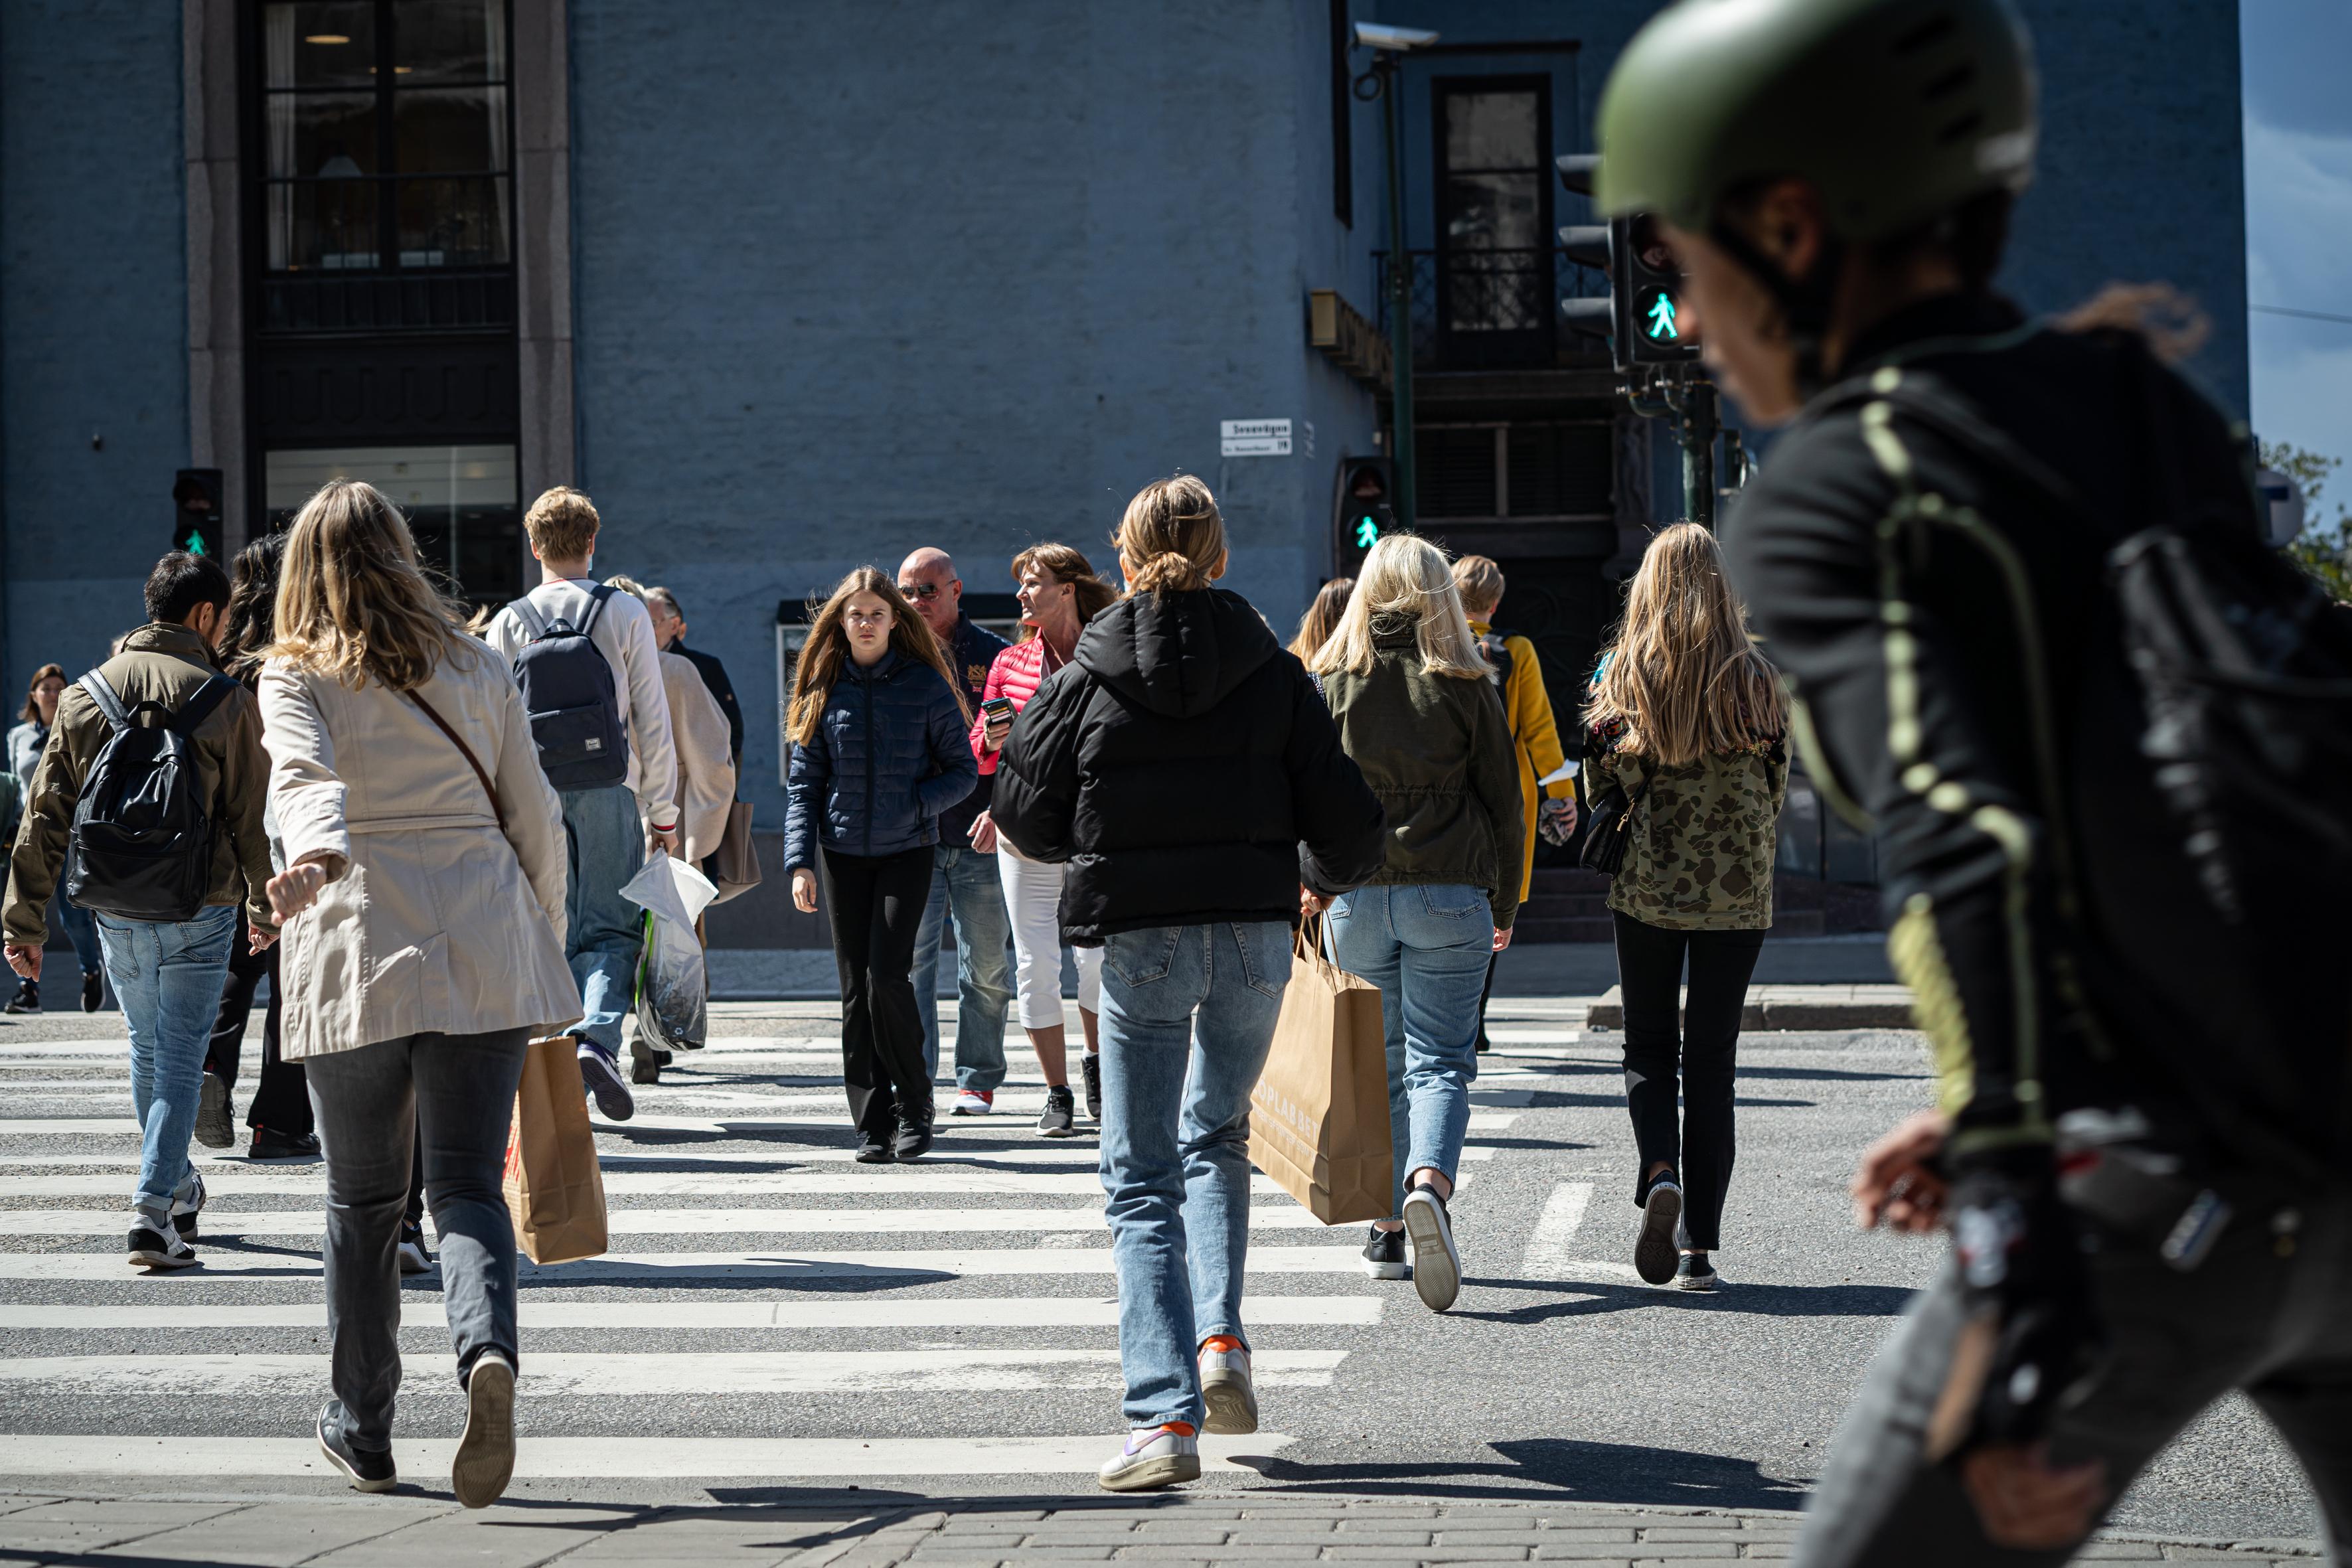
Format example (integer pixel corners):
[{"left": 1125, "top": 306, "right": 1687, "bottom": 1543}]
[{"left": 1594, "top": 0, "right": 2037, "bottom": 242}]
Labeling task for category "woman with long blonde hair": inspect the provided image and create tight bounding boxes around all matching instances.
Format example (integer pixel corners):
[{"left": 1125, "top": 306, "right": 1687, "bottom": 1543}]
[
  {"left": 259, "top": 479, "right": 578, "bottom": 1506},
  {"left": 992, "top": 475, "right": 1386, "bottom": 1490},
  {"left": 1310, "top": 532, "right": 1523, "bottom": 1312},
  {"left": 784, "top": 566, "right": 977, "bottom": 1163},
  {"left": 1583, "top": 521, "right": 1788, "bottom": 1293}
]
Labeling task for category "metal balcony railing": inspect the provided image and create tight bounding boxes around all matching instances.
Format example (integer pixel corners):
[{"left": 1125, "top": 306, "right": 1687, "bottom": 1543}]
[
  {"left": 1373, "top": 246, "right": 1612, "bottom": 371},
  {"left": 260, "top": 268, "right": 517, "bottom": 337}
]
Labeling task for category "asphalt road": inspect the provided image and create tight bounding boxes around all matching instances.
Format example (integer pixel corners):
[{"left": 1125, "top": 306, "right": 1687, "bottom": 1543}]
[{"left": 0, "top": 1000, "right": 2321, "bottom": 1543}]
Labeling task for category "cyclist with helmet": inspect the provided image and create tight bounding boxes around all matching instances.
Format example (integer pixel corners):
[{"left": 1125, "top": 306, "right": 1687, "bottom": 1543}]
[{"left": 1594, "top": 0, "right": 2352, "bottom": 1561}]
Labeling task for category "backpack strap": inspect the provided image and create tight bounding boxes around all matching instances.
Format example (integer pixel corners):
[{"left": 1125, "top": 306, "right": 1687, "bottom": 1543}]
[
  {"left": 575, "top": 583, "right": 617, "bottom": 639},
  {"left": 509, "top": 597, "right": 552, "bottom": 642},
  {"left": 170, "top": 676, "right": 237, "bottom": 736},
  {"left": 76, "top": 672, "right": 131, "bottom": 733}
]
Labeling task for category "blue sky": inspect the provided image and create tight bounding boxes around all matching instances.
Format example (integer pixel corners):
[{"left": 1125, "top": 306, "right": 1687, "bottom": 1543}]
[{"left": 2243, "top": 0, "right": 2352, "bottom": 487}]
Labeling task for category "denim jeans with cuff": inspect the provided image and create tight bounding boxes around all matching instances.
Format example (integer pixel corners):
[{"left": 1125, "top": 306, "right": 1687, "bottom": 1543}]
[
  {"left": 95, "top": 903, "right": 238, "bottom": 1221},
  {"left": 913, "top": 845, "right": 1014, "bottom": 1091},
  {"left": 558, "top": 784, "right": 644, "bottom": 1058},
  {"left": 1324, "top": 882, "right": 1492, "bottom": 1217},
  {"left": 1097, "top": 919, "right": 1291, "bottom": 1431}
]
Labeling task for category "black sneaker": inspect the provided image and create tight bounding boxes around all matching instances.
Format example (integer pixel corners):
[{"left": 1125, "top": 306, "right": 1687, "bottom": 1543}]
[
  {"left": 3, "top": 979, "right": 37, "bottom": 1015},
  {"left": 1360, "top": 1225, "right": 1407, "bottom": 1280},
  {"left": 629, "top": 1054, "right": 661, "bottom": 1085},
  {"left": 171, "top": 1170, "right": 206, "bottom": 1240},
  {"left": 398, "top": 1224, "right": 433, "bottom": 1275},
  {"left": 1674, "top": 1253, "right": 1720, "bottom": 1292},
  {"left": 1635, "top": 1174, "right": 1684, "bottom": 1286},
  {"left": 250, "top": 1127, "right": 321, "bottom": 1160},
  {"left": 127, "top": 1223, "right": 198, "bottom": 1271},
  {"left": 854, "top": 1133, "right": 894, "bottom": 1164},
  {"left": 1401, "top": 1184, "right": 1461, "bottom": 1312},
  {"left": 1036, "top": 1084, "right": 1077, "bottom": 1138},
  {"left": 576, "top": 1041, "right": 635, "bottom": 1121},
  {"left": 1081, "top": 1052, "right": 1103, "bottom": 1123},
  {"left": 82, "top": 971, "right": 102, "bottom": 1012},
  {"left": 317, "top": 1406, "right": 396, "bottom": 1493},
  {"left": 894, "top": 1116, "right": 935, "bottom": 1162},
  {"left": 195, "top": 1072, "right": 234, "bottom": 1149}
]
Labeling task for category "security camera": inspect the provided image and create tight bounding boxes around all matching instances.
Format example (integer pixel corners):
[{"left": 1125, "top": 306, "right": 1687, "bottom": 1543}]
[{"left": 1354, "top": 22, "right": 1439, "bottom": 52}]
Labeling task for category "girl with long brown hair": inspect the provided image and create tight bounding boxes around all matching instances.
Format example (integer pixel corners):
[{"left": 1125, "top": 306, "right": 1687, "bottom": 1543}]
[
  {"left": 1287, "top": 576, "right": 1353, "bottom": 663},
  {"left": 1583, "top": 521, "right": 1788, "bottom": 1293},
  {"left": 259, "top": 478, "right": 577, "bottom": 1506},
  {"left": 784, "top": 566, "right": 977, "bottom": 1162}
]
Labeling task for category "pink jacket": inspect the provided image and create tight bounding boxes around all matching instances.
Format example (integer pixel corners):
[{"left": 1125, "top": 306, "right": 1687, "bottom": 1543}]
[{"left": 970, "top": 637, "right": 1067, "bottom": 775}]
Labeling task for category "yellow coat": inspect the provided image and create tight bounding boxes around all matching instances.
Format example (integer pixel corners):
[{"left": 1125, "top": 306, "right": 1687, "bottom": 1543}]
[{"left": 1471, "top": 621, "right": 1571, "bottom": 903}]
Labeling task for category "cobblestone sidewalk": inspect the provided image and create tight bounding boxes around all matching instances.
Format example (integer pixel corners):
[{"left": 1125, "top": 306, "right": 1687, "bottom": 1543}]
[{"left": 0, "top": 1491, "right": 2325, "bottom": 1566}]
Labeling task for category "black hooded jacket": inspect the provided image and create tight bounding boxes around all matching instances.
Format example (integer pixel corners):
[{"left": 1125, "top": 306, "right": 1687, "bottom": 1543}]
[{"left": 991, "top": 586, "right": 1388, "bottom": 945}]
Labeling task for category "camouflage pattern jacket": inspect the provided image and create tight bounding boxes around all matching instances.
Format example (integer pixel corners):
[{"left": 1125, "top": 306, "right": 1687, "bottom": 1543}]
[{"left": 1589, "top": 727, "right": 1788, "bottom": 932}]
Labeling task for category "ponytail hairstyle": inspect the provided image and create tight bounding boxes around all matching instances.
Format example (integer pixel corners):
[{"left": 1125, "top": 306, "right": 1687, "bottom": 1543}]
[
  {"left": 1312, "top": 532, "right": 1490, "bottom": 682},
  {"left": 785, "top": 566, "right": 971, "bottom": 746},
  {"left": 1113, "top": 475, "right": 1227, "bottom": 597},
  {"left": 1583, "top": 522, "right": 1786, "bottom": 767}
]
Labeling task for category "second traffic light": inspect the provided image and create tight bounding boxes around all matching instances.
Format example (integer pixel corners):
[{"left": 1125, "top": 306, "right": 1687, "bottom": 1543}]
[
  {"left": 1332, "top": 456, "right": 1396, "bottom": 575},
  {"left": 1555, "top": 154, "right": 1699, "bottom": 371},
  {"left": 172, "top": 469, "right": 224, "bottom": 559}
]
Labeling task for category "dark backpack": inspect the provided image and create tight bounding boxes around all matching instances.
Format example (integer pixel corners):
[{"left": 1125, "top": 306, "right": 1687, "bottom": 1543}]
[
  {"left": 64, "top": 670, "right": 236, "bottom": 923},
  {"left": 1476, "top": 631, "right": 1516, "bottom": 696},
  {"left": 507, "top": 587, "right": 629, "bottom": 790}
]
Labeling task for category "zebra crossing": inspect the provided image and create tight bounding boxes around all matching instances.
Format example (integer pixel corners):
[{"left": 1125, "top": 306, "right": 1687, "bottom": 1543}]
[{"left": 0, "top": 1006, "right": 1569, "bottom": 1490}]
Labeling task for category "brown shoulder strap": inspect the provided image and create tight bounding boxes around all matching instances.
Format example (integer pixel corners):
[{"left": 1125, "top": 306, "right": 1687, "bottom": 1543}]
[{"left": 404, "top": 688, "right": 503, "bottom": 825}]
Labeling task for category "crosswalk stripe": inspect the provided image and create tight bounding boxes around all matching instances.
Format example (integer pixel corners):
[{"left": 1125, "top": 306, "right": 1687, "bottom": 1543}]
[
  {"left": 0, "top": 1295, "right": 1382, "bottom": 1330},
  {"left": 0, "top": 1111, "right": 1508, "bottom": 1137},
  {"left": 9, "top": 1086, "right": 1540, "bottom": 1115},
  {"left": 0, "top": 1244, "right": 1368, "bottom": 1281},
  {"left": 0, "top": 1433, "right": 1291, "bottom": 1478},
  {"left": 0, "top": 1348, "right": 1349, "bottom": 1395},
  {"left": 1519, "top": 1182, "right": 1597, "bottom": 1277},
  {"left": 0, "top": 1205, "right": 1332, "bottom": 1236},
  {"left": 0, "top": 1169, "right": 1297, "bottom": 1198},
  {"left": 0, "top": 1143, "right": 1498, "bottom": 1170}
]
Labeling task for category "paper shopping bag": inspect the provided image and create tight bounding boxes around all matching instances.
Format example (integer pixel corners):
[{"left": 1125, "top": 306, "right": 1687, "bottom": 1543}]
[
  {"left": 503, "top": 1034, "right": 609, "bottom": 1264},
  {"left": 1248, "top": 923, "right": 1393, "bottom": 1225}
]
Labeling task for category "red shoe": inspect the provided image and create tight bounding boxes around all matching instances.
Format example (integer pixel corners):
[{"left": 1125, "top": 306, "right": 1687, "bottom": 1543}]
[{"left": 951, "top": 1089, "right": 994, "bottom": 1115}]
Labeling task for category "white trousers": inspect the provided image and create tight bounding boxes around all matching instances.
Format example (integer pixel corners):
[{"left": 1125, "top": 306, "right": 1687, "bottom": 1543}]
[{"left": 996, "top": 848, "right": 1103, "bottom": 1030}]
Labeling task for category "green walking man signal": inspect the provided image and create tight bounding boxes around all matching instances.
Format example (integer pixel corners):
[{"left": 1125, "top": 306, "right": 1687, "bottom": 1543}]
[
  {"left": 1354, "top": 516, "right": 1381, "bottom": 550},
  {"left": 172, "top": 469, "right": 224, "bottom": 558},
  {"left": 1642, "top": 287, "right": 1680, "bottom": 341},
  {"left": 1332, "top": 456, "right": 1397, "bottom": 573}
]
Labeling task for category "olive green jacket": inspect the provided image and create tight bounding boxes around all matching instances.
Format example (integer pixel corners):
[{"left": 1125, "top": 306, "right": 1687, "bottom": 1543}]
[
  {"left": 1319, "top": 628, "right": 1526, "bottom": 930},
  {"left": 3, "top": 625, "right": 275, "bottom": 945},
  {"left": 1593, "top": 739, "right": 1789, "bottom": 932}
]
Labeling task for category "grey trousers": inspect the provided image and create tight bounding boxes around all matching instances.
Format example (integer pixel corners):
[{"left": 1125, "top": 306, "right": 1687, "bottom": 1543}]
[
  {"left": 305, "top": 1028, "right": 530, "bottom": 1452},
  {"left": 1794, "top": 1186, "right": 2352, "bottom": 1568}
]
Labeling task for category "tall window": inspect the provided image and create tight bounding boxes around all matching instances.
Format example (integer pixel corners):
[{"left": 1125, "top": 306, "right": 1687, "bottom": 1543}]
[
  {"left": 260, "top": 1, "right": 512, "bottom": 276},
  {"left": 1434, "top": 82, "right": 1551, "bottom": 349}
]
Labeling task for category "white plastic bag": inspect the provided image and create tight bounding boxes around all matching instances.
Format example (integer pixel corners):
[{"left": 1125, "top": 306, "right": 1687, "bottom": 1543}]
[{"left": 621, "top": 854, "right": 719, "bottom": 1052}]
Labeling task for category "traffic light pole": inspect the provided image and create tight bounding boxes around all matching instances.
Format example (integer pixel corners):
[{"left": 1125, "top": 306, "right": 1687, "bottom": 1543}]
[
  {"left": 1678, "top": 378, "right": 1717, "bottom": 529},
  {"left": 1374, "top": 51, "right": 1416, "bottom": 533}
]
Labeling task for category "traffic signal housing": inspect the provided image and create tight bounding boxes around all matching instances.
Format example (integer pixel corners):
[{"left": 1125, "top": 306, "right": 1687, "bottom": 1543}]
[
  {"left": 1555, "top": 154, "right": 1699, "bottom": 371},
  {"left": 1332, "top": 456, "right": 1395, "bottom": 576},
  {"left": 172, "top": 469, "right": 224, "bottom": 558}
]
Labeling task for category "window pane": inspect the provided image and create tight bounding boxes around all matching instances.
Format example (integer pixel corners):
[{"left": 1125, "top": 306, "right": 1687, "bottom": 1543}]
[
  {"left": 263, "top": 3, "right": 377, "bottom": 89},
  {"left": 395, "top": 86, "right": 506, "bottom": 173},
  {"left": 1443, "top": 172, "right": 1541, "bottom": 251},
  {"left": 396, "top": 177, "right": 510, "bottom": 266},
  {"left": 268, "top": 90, "right": 378, "bottom": 179},
  {"left": 395, "top": 0, "right": 507, "bottom": 84},
  {"left": 265, "top": 445, "right": 522, "bottom": 604},
  {"left": 1443, "top": 90, "right": 1538, "bottom": 174},
  {"left": 266, "top": 180, "right": 380, "bottom": 271}
]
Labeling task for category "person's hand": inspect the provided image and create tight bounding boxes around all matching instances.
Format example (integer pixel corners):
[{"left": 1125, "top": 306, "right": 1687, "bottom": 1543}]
[
  {"left": 267, "top": 860, "right": 333, "bottom": 923},
  {"left": 1299, "top": 886, "right": 1330, "bottom": 919},
  {"left": 791, "top": 866, "right": 818, "bottom": 914},
  {"left": 1492, "top": 925, "right": 1514, "bottom": 952},
  {"left": 1537, "top": 796, "right": 1577, "bottom": 846},
  {"left": 968, "top": 811, "right": 999, "bottom": 854},
  {"left": 4, "top": 942, "right": 40, "bottom": 981},
  {"left": 647, "top": 819, "right": 682, "bottom": 856},
  {"left": 983, "top": 712, "right": 1012, "bottom": 753},
  {"left": 1959, "top": 1443, "right": 2108, "bottom": 1551},
  {"left": 247, "top": 923, "right": 278, "bottom": 955},
  {"left": 1853, "top": 1109, "right": 1952, "bottom": 1232}
]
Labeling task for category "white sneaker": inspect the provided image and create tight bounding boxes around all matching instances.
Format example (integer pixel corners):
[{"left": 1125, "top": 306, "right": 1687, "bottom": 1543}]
[
  {"left": 397, "top": 1226, "right": 432, "bottom": 1275},
  {"left": 452, "top": 1352, "right": 516, "bottom": 1508},
  {"left": 1401, "top": 1184, "right": 1461, "bottom": 1313},
  {"left": 1198, "top": 1337, "right": 1257, "bottom": 1435},
  {"left": 127, "top": 1220, "right": 197, "bottom": 1270},
  {"left": 1097, "top": 1422, "right": 1200, "bottom": 1492},
  {"left": 953, "top": 1089, "right": 994, "bottom": 1116}
]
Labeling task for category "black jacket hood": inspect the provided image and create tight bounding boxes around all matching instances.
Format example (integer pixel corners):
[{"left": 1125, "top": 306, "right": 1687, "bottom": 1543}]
[{"left": 1073, "top": 588, "right": 1280, "bottom": 720}]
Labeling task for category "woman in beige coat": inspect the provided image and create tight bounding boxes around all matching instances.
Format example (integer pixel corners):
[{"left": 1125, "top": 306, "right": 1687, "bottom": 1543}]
[{"left": 261, "top": 480, "right": 579, "bottom": 1509}]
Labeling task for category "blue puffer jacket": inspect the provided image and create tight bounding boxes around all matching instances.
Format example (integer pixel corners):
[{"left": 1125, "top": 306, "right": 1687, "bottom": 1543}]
[{"left": 784, "top": 651, "right": 977, "bottom": 870}]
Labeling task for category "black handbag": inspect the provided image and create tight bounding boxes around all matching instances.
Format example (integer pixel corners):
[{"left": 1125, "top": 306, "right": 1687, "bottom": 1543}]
[{"left": 1577, "top": 770, "right": 1651, "bottom": 878}]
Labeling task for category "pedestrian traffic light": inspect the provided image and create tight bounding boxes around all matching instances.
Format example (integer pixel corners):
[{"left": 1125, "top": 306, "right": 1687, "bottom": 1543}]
[
  {"left": 1555, "top": 155, "right": 1699, "bottom": 371},
  {"left": 171, "top": 469, "right": 224, "bottom": 558},
  {"left": 1332, "top": 457, "right": 1395, "bottom": 574}
]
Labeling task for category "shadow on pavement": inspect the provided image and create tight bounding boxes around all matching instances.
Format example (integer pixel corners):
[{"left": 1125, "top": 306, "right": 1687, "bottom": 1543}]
[
  {"left": 1454, "top": 1275, "right": 1915, "bottom": 1324},
  {"left": 1239, "top": 1438, "right": 1811, "bottom": 1509}
]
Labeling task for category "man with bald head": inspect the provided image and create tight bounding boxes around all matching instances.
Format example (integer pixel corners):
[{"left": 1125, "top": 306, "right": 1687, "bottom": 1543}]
[{"left": 897, "top": 547, "right": 1015, "bottom": 1111}]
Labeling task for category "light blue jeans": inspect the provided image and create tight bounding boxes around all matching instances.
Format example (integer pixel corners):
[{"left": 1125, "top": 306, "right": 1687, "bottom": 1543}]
[
  {"left": 913, "top": 846, "right": 1014, "bottom": 1091},
  {"left": 558, "top": 785, "right": 644, "bottom": 1057},
  {"left": 1325, "top": 882, "right": 1492, "bottom": 1217},
  {"left": 94, "top": 903, "right": 238, "bottom": 1219},
  {"left": 51, "top": 890, "right": 102, "bottom": 978},
  {"left": 1097, "top": 919, "right": 1292, "bottom": 1430}
]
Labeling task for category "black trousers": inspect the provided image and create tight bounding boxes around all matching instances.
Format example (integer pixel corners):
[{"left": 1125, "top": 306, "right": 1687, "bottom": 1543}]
[
  {"left": 821, "top": 844, "right": 936, "bottom": 1140},
  {"left": 1611, "top": 909, "right": 1764, "bottom": 1252},
  {"left": 202, "top": 939, "right": 315, "bottom": 1137}
]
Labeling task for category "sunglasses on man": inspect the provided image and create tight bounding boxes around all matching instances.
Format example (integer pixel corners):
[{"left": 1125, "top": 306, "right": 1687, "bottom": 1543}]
[{"left": 897, "top": 581, "right": 943, "bottom": 601}]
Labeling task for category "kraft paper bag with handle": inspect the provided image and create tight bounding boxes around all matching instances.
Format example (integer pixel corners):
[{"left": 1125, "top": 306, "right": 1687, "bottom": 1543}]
[
  {"left": 1248, "top": 918, "right": 1393, "bottom": 1225},
  {"left": 503, "top": 1033, "right": 609, "bottom": 1265}
]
